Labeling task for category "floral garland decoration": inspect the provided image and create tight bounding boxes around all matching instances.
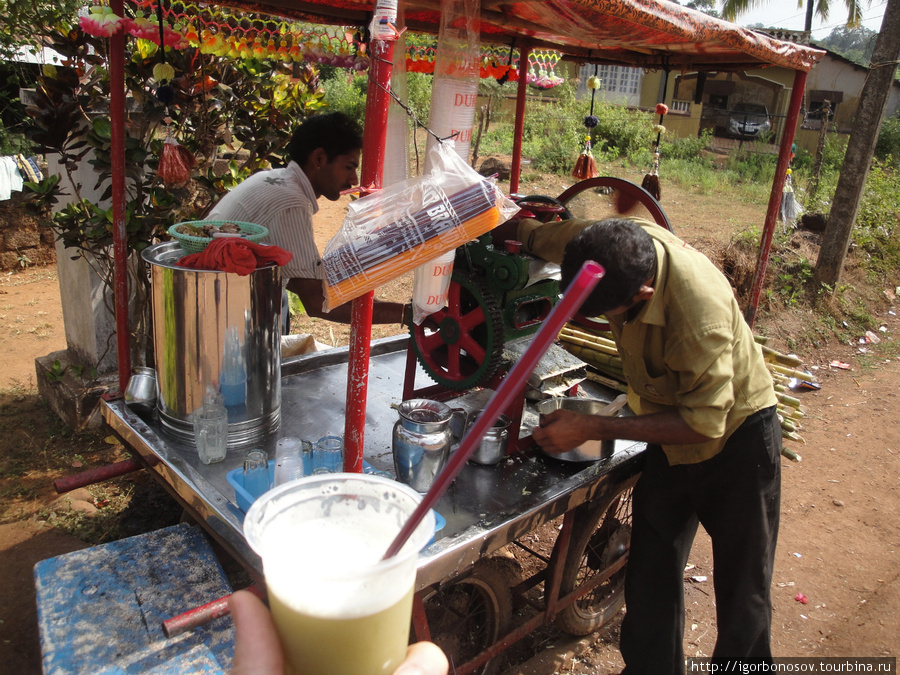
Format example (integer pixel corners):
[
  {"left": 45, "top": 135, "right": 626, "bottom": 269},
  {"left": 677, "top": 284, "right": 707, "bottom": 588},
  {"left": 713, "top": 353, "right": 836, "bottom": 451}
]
[{"left": 79, "top": 1, "right": 565, "bottom": 87}]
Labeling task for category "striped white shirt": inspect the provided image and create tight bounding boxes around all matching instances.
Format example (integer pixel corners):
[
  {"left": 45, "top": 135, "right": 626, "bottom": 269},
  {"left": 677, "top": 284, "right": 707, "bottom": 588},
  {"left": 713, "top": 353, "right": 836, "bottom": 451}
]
[{"left": 207, "top": 161, "right": 323, "bottom": 280}]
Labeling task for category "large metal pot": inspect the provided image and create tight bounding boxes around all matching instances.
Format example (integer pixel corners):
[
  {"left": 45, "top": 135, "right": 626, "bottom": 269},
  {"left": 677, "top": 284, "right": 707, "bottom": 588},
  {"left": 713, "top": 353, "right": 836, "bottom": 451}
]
[{"left": 142, "top": 241, "right": 282, "bottom": 447}]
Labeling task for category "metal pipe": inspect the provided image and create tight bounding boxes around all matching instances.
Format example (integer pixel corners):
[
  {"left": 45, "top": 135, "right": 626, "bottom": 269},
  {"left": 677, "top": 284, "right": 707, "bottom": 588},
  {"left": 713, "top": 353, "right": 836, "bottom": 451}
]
[
  {"left": 509, "top": 44, "right": 531, "bottom": 194},
  {"left": 744, "top": 69, "right": 808, "bottom": 328},
  {"left": 54, "top": 458, "right": 146, "bottom": 494},
  {"left": 161, "top": 584, "right": 265, "bottom": 638},
  {"left": 343, "top": 3, "right": 397, "bottom": 473},
  {"left": 110, "top": 0, "right": 131, "bottom": 393}
]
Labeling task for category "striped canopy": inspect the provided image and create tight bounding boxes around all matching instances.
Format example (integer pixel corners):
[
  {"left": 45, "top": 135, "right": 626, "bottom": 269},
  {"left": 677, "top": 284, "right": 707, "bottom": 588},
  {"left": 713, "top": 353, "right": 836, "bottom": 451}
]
[{"left": 216, "top": 0, "right": 824, "bottom": 72}]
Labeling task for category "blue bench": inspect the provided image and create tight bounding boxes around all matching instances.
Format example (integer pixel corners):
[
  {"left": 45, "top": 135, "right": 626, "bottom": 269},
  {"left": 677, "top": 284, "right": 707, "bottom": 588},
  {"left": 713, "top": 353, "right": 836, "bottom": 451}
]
[{"left": 34, "top": 523, "right": 235, "bottom": 674}]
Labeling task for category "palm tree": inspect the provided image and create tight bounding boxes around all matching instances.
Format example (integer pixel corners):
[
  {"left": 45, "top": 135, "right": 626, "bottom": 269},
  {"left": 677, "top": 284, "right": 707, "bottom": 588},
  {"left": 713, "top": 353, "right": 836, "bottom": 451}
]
[{"left": 721, "top": 0, "right": 865, "bottom": 32}]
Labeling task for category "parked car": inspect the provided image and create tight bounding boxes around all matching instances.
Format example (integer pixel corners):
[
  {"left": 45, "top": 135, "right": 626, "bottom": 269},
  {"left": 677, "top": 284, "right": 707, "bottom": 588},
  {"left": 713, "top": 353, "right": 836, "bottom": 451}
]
[{"left": 727, "top": 102, "right": 771, "bottom": 139}]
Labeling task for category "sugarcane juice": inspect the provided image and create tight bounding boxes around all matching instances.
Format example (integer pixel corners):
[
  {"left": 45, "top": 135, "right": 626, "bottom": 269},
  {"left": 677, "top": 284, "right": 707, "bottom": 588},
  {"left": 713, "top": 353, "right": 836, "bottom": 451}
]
[
  {"left": 243, "top": 475, "right": 434, "bottom": 675},
  {"left": 269, "top": 583, "right": 413, "bottom": 675},
  {"left": 261, "top": 510, "right": 418, "bottom": 675}
]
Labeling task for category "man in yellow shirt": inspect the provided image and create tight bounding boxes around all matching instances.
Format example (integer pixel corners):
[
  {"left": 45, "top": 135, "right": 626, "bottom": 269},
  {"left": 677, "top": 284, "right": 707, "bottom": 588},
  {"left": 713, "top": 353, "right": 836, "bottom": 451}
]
[{"left": 533, "top": 218, "right": 781, "bottom": 674}]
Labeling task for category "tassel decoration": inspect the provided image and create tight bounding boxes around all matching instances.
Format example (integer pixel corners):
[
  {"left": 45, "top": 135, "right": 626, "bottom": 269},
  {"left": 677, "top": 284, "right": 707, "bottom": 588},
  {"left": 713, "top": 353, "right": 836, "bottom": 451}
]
[
  {"left": 641, "top": 103, "right": 668, "bottom": 202},
  {"left": 573, "top": 65, "right": 602, "bottom": 180},
  {"left": 573, "top": 135, "right": 599, "bottom": 180}
]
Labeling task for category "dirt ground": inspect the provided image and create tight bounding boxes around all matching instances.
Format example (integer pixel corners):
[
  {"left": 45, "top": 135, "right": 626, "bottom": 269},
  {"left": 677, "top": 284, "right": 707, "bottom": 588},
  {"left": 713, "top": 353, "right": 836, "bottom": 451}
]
[{"left": 1, "top": 174, "right": 898, "bottom": 673}]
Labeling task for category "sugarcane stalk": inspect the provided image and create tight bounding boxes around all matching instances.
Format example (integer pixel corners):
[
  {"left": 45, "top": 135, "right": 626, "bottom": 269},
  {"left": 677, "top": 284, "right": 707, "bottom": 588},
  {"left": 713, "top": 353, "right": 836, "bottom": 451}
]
[
  {"left": 558, "top": 332, "right": 620, "bottom": 357},
  {"left": 768, "top": 362, "right": 816, "bottom": 381},
  {"left": 776, "top": 391, "right": 802, "bottom": 409},
  {"left": 783, "top": 431, "right": 806, "bottom": 445},
  {"left": 760, "top": 345, "right": 805, "bottom": 368},
  {"left": 560, "top": 326, "right": 619, "bottom": 348},
  {"left": 561, "top": 343, "right": 623, "bottom": 369},
  {"left": 585, "top": 370, "right": 628, "bottom": 392},
  {"left": 781, "top": 446, "right": 802, "bottom": 461}
]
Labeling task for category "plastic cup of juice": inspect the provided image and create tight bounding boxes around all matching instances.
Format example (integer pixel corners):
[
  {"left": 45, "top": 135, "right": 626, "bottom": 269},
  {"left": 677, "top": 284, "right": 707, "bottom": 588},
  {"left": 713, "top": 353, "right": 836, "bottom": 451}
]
[{"left": 243, "top": 473, "right": 435, "bottom": 675}]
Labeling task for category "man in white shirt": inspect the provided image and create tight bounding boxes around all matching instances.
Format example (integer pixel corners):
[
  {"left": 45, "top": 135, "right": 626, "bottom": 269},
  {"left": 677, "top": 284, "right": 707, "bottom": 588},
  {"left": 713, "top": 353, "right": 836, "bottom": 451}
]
[{"left": 208, "top": 112, "right": 411, "bottom": 329}]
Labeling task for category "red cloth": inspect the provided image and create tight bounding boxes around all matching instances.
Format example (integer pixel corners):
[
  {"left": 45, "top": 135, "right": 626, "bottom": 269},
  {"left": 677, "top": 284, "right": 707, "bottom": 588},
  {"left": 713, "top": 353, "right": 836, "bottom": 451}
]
[{"left": 176, "top": 237, "right": 293, "bottom": 276}]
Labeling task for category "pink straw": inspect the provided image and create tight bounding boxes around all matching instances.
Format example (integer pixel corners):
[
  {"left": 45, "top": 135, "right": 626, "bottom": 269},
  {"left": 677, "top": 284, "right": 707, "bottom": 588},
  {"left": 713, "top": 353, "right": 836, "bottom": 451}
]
[{"left": 383, "top": 260, "right": 605, "bottom": 559}]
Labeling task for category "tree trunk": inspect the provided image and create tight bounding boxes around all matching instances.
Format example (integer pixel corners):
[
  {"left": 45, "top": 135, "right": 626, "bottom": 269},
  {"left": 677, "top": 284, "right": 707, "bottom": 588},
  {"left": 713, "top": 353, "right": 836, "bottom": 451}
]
[{"left": 813, "top": 0, "right": 900, "bottom": 295}]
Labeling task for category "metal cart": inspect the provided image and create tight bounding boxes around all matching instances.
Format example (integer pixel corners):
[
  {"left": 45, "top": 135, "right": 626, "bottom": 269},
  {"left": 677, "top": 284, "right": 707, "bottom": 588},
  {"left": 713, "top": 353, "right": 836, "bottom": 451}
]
[{"left": 102, "top": 334, "right": 644, "bottom": 674}]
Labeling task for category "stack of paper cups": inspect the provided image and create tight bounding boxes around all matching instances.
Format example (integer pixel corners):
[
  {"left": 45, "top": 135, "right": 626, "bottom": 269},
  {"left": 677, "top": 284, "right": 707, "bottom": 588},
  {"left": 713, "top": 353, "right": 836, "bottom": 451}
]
[
  {"left": 425, "top": 77, "right": 479, "bottom": 166},
  {"left": 412, "top": 249, "right": 455, "bottom": 324}
]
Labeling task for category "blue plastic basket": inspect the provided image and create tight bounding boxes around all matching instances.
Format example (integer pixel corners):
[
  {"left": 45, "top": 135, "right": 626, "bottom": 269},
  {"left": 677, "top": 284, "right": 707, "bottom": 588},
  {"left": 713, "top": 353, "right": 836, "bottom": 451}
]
[{"left": 168, "top": 220, "right": 269, "bottom": 255}]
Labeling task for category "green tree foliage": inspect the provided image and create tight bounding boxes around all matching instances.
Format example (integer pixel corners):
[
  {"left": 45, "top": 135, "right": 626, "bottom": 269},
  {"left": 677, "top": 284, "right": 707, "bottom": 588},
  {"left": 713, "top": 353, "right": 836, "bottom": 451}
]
[
  {"left": 0, "top": 0, "right": 84, "bottom": 59},
  {"left": 721, "top": 0, "right": 864, "bottom": 31},
  {"left": 816, "top": 24, "right": 881, "bottom": 65},
  {"left": 23, "top": 22, "right": 325, "bottom": 258}
]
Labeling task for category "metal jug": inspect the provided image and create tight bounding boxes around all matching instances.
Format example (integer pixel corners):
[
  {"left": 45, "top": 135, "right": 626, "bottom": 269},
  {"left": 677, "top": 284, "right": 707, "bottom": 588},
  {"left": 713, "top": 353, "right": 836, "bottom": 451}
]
[{"left": 392, "top": 399, "right": 453, "bottom": 493}]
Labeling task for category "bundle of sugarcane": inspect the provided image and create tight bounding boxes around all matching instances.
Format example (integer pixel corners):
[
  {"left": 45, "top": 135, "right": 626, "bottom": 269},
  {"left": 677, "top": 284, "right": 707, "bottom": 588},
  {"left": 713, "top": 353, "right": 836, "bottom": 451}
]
[
  {"left": 558, "top": 324, "right": 816, "bottom": 459},
  {"left": 558, "top": 325, "right": 626, "bottom": 388}
]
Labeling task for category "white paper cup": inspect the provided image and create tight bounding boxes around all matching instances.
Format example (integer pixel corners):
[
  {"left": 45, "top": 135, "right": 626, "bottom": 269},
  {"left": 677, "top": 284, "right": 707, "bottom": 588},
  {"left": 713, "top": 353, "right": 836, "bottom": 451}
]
[{"left": 243, "top": 474, "right": 435, "bottom": 675}]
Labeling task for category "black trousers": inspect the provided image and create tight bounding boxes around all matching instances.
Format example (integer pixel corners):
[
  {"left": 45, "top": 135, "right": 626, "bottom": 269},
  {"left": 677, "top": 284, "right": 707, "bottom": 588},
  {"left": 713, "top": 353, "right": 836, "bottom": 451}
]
[{"left": 620, "top": 406, "right": 782, "bottom": 675}]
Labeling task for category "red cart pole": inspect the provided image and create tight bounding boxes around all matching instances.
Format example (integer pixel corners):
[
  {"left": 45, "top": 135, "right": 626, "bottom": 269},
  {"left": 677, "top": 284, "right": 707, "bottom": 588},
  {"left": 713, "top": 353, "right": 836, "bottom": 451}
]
[
  {"left": 343, "top": 3, "right": 397, "bottom": 473},
  {"left": 744, "top": 69, "right": 807, "bottom": 328},
  {"left": 509, "top": 44, "right": 531, "bottom": 195},
  {"left": 110, "top": 0, "right": 131, "bottom": 393}
]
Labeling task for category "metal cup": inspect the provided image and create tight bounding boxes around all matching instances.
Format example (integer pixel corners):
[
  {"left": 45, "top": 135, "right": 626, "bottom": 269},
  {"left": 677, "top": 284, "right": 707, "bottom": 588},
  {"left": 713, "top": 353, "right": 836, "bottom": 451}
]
[
  {"left": 124, "top": 367, "right": 157, "bottom": 413},
  {"left": 468, "top": 414, "right": 511, "bottom": 465}
]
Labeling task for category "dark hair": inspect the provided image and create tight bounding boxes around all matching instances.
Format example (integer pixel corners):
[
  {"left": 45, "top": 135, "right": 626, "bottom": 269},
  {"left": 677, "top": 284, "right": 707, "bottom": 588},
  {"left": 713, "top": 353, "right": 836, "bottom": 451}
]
[
  {"left": 286, "top": 112, "right": 364, "bottom": 166},
  {"left": 560, "top": 219, "right": 657, "bottom": 317}
]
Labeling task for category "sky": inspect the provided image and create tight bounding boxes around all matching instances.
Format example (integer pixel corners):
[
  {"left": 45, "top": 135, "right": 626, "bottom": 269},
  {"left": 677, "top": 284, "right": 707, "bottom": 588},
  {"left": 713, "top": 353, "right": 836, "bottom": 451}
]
[{"left": 727, "top": 0, "right": 888, "bottom": 39}]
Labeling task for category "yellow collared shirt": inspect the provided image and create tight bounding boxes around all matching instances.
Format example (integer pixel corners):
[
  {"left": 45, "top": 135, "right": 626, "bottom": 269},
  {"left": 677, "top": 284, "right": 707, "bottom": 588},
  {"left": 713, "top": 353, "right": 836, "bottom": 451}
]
[{"left": 609, "top": 221, "right": 777, "bottom": 464}]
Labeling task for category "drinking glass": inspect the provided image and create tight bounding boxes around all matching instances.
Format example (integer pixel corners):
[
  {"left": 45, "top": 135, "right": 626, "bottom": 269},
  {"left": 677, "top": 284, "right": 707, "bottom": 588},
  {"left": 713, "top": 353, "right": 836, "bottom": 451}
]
[
  {"left": 274, "top": 437, "right": 311, "bottom": 486},
  {"left": 193, "top": 403, "right": 228, "bottom": 465},
  {"left": 243, "top": 474, "right": 435, "bottom": 675},
  {"left": 313, "top": 435, "right": 343, "bottom": 474},
  {"left": 243, "top": 449, "right": 270, "bottom": 500}
]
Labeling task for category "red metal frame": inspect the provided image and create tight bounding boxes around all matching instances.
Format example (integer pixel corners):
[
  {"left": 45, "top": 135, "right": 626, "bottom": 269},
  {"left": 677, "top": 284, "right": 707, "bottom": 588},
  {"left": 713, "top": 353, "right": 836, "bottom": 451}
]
[
  {"left": 744, "top": 69, "right": 808, "bottom": 328},
  {"left": 508, "top": 44, "right": 531, "bottom": 195},
  {"left": 110, "top": 0, "right": 130, "bottom": 394},
  {"left": 342, "top": 5, "right": 398, "bottom": 473}
]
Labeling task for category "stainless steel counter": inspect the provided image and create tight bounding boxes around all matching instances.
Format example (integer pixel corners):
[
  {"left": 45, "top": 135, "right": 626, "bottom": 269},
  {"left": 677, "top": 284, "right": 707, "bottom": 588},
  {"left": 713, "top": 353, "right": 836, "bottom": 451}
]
[{"left": 102, "top": 335, "right": 644, "bottom": 591}]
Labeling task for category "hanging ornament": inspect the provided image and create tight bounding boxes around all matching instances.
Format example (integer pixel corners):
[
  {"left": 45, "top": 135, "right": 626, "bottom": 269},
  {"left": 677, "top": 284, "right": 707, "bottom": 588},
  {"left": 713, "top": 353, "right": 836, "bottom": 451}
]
[
  {"left": 779, "top": 168, "right": 802, "bottom": 230},
  {"left": 641, "top": 102, "right": 668, "bottom": 202},
  {"left": 572, "top": 65, "right": 601, "bottom": 180},
  {"left": 153, "top": 1, "right": 175, "bottom": 104},
  {"left": 157, "top": 135, "right": 197, "bottom": 186}
]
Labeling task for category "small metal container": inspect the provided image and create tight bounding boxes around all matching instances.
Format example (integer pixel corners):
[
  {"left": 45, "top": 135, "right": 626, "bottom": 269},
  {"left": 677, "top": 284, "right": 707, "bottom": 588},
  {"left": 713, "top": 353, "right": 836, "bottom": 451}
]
[
  {"left": 467, "top": 414, "right": 511, "bottom": 466},
  {"left": 392, "top": 399, "right": 453, "bottom": 493},
  {"left": 533, "top": 396, "right": 625, "bottom": 462},
  {"left": 124, "top": 367, "right": 157, "bottom": 414}
]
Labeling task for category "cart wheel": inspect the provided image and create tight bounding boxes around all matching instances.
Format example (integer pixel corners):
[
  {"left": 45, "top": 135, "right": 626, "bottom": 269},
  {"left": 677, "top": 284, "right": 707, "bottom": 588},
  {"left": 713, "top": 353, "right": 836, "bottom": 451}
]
[
  {"left": 557, "top": 176, "right": 673, "bottom": 232},
  {"left": 419, "top": 558, "right": 515, "bottom": 675},
  {"left": 553, "top": 483, "right": 635, "bottom": 636}
]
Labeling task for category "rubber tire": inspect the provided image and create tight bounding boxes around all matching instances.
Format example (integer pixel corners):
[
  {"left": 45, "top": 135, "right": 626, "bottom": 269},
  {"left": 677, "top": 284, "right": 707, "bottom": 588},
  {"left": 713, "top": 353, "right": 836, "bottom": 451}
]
[
  {"left": 553, "top": 483, "right": 634, "bottom": 636},
  {"left": 419, "top": 558, "right": 515, "bottom": 675}
]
